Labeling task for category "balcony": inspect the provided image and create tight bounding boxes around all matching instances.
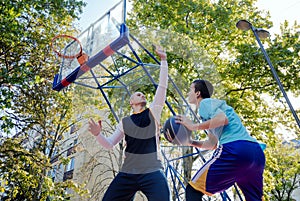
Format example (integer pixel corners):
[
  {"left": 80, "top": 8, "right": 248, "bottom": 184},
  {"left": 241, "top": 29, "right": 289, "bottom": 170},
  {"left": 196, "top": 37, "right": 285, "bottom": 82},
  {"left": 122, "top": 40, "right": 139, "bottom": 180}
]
[{"left": 63, "top": 170, "right": 74, "bottom": 181}]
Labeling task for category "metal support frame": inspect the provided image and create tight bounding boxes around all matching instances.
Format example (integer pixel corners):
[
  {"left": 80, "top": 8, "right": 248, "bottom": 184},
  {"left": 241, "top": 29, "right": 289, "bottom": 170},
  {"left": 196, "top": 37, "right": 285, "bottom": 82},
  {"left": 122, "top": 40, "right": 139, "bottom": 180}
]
[{"left": 53, "top": 8, "right": 244, "bottom": 200}]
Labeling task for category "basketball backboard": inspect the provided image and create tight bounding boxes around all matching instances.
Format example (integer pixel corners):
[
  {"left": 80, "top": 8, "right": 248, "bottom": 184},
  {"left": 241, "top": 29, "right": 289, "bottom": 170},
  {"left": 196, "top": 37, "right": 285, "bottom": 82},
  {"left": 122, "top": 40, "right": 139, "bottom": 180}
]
[{"left": 52, "top": 0, "right": 127, "bottom": 91}]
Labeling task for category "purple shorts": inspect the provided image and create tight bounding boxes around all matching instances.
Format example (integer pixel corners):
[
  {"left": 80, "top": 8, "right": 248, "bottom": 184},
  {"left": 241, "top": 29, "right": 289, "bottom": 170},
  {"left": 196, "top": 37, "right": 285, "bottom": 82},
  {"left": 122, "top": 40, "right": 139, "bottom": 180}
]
[{"left": 189, "top": 140, "right": 265, "bottom": 200}]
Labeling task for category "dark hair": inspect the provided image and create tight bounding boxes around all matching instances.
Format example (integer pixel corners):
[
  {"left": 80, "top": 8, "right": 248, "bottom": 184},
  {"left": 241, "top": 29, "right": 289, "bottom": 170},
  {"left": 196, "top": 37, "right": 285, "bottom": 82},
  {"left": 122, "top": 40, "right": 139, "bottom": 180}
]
[{"left": 192, "top": 79, "right": 214, "bottom": 99}]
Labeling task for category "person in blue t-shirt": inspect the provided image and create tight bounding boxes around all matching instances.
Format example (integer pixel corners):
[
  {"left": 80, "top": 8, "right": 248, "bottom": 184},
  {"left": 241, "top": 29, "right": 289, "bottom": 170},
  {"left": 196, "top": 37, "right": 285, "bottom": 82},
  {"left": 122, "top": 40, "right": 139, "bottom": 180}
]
[{"left": 176, "top": 79, "right": 266, "bottom": 201}]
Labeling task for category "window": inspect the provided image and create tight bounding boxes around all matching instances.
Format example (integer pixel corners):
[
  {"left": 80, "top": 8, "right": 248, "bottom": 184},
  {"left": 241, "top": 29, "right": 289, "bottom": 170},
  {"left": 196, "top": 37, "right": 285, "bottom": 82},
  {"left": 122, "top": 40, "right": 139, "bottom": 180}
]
[
  {"left": 52, "top": 165, "right": 57, "bottom": 176},
  {"left": 52, "top": 147, "right": 58, "bottom": 157},
  {"left": 51, "top": 165, "right": 57, "bottom": 181},
  {"left": 65, "top": 157, "right": 75, "bottom": 172},
  {"left": 59, "top": 163, "right": 64, "bottom": 172},
  {"left": 70, "top": 125, "right": 77, "bottom": 134}
]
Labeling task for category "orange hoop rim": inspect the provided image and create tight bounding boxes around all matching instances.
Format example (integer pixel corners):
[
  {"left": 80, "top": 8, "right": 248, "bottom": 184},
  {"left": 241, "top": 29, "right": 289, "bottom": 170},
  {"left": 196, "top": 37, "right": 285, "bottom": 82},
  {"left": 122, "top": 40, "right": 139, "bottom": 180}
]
[{"left": 51, "top": 34, "right": 83, "bottom": 59}]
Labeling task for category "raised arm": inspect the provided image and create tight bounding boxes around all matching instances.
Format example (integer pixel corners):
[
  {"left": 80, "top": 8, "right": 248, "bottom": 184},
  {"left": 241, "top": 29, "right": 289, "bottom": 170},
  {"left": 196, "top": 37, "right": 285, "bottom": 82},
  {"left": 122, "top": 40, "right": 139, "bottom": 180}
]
[{"left": 150, "top": 46, "right": 168, "bottom": 121}]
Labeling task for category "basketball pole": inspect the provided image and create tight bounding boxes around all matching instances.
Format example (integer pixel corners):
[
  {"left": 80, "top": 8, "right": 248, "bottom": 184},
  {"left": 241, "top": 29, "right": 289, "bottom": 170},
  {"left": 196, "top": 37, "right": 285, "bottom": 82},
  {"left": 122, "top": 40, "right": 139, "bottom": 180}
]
[
  {"left": 123, "top": 0, "right": 126, "bottom": 24},
  {"left": 236, "top": 20, "right": 300, "bottom": 130}
]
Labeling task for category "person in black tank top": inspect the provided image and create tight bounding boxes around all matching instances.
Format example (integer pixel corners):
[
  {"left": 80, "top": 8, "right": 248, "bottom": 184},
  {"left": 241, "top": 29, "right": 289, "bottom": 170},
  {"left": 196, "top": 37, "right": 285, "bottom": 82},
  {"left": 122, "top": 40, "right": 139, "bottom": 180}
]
[{"left": 88, "top": 45, "right": 170, "bottom": 201}]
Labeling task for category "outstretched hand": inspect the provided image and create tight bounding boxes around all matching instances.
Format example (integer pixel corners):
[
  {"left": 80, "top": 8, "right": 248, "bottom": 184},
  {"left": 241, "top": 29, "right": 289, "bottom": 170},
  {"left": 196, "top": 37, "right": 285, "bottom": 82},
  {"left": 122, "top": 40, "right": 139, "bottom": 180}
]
[
  {"left": 153, "top": 45, "right": 167, "bottom": 60},
  {"left": 88, "top": 119, "right": 102, "bottom": 136}
]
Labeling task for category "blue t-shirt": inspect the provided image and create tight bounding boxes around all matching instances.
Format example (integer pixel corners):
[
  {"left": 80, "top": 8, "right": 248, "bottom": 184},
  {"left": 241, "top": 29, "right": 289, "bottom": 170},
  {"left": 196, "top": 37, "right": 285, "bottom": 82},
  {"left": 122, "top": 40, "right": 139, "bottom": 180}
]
[{"left": 198, "top": 98, "right": 259, "bottom": 145}]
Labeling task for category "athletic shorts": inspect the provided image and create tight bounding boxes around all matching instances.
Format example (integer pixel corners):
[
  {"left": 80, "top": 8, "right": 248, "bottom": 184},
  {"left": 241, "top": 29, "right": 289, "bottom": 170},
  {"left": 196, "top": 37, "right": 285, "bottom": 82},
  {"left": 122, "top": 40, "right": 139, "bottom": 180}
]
[
  {"left": 189, "top": 140, "right": 265, "bottom": 201},
  {"left": 102, "top": 170, "right": 170, "bottom": 201}
]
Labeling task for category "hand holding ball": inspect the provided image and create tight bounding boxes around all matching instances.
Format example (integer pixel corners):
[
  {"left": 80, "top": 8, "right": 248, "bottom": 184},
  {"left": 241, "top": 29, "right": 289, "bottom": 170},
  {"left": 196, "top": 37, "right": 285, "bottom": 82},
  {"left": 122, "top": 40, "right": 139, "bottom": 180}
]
[{"left": 163, "top": 116, "right": 192, "bottom": 145}]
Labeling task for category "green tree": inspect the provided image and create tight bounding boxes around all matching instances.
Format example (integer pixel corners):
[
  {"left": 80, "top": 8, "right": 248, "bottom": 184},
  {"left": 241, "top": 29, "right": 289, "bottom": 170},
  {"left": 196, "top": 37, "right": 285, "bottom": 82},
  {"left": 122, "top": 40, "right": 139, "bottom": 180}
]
[
  {"left": 0, "top": 0, "right": 89, "bottom": 200},
  {"left": 0, "top": 0, "right": 84, "bottom": 132},
  {"left": 127, "top": 0, "right": 300, "bottom": 200},
  {"left": 268, "top": 142, "right": 300, "bottom": 201}
]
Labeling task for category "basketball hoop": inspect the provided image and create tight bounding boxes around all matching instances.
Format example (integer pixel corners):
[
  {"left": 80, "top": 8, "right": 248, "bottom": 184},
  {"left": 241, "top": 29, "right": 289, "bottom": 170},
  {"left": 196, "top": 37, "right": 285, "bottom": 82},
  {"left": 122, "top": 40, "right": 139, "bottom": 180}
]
[{"left": 51, "top": 34, "right": 88, "bottom": 66}]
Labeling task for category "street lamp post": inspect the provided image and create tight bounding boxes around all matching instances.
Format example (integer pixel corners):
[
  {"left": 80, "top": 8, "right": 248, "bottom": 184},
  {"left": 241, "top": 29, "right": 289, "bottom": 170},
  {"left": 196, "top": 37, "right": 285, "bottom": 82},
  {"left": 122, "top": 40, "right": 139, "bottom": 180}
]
[{"left": 236, "top": 19, "right": 300, "bottom": 129}]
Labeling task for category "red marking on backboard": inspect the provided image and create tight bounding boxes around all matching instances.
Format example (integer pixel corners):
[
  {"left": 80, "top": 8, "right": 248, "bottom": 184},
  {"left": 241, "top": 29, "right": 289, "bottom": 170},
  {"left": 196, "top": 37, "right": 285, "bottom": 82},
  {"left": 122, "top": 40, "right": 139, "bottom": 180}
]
[
  {"left": 80, "top": 64, "right": 91, "bottom": 72},
  {"left": 61, "top": 78, "right": 71, "bottom": 87},
  {"left": 103, "top": 45, "right": 115, "bottom": 56}
]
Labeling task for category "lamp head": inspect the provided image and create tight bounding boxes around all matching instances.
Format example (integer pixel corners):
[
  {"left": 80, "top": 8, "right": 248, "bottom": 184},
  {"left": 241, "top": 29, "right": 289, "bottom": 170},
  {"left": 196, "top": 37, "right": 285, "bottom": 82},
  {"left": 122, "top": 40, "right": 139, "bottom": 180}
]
[
  {"left": 236, "top": 20, "right": 252, "bottom": 31},
  {"left": 256, "top": 28, "right": 270, "bottom": 39}
]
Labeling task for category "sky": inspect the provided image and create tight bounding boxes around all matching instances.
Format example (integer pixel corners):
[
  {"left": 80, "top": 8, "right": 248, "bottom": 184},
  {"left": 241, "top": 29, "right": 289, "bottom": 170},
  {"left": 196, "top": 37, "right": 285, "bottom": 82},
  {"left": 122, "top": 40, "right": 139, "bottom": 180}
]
[
  {"left": 256, "top": 0, "right": 300, "bottom": 34},
  {"left": 77, "top": 0, "right": 122, "bottom": 31},
  {"left": 76, "top": 0, "right": 300, "bottom": 110},
  {"left": 77, "top": 0, "right": 300, "bottom": 34}
]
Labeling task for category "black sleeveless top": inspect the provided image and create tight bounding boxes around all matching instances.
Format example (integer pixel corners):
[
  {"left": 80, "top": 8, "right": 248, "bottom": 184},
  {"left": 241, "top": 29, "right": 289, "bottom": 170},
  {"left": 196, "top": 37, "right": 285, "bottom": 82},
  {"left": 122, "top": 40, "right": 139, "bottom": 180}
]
[{"left": 121, "top": 108, "right": 163, "bottom": 174}]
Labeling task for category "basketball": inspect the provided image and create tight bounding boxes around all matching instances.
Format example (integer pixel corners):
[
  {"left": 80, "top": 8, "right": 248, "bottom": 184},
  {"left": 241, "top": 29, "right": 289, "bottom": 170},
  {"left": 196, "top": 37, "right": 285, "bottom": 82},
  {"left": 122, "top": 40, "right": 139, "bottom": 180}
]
[{"left": 162, "top": 116, "right": 192, "bottom": 145}]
